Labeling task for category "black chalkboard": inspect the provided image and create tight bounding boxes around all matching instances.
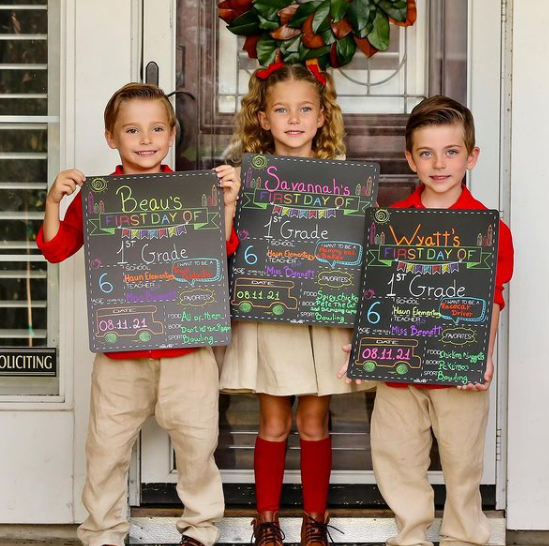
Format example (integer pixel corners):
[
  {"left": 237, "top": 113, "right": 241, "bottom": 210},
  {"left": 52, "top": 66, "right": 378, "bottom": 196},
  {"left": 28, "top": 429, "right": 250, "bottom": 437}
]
[
  {"left": 347, "top": 208, "right": 499, "bottom": 386},
  {"left": 81, "top": 171, "right": 231, "bottom": 353},
  {"left": 230, "top": 154, "right": 379, "bottom": 327}
]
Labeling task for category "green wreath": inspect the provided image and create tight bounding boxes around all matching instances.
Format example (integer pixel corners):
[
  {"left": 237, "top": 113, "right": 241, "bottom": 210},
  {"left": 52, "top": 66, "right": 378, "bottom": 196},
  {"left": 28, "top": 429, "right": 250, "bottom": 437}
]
[{"left": 218, "top": 0, "right": 417, "bottom": 69}]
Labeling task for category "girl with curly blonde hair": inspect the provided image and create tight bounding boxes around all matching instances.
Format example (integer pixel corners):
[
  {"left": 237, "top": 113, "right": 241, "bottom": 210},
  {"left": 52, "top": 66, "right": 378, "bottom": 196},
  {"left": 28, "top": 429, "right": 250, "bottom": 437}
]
[
  {"left": 221, "top": 62, "right": 369, "bottom": 546},
  {"left": 225, "top": 63, "right": 345, "bottom": 164}
]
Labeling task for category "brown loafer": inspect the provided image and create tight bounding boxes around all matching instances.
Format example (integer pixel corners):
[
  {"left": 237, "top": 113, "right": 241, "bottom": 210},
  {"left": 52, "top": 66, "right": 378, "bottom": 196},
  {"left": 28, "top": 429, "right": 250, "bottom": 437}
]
[{"left": 252, "top": 510, "right": 285, "bottom": 546}]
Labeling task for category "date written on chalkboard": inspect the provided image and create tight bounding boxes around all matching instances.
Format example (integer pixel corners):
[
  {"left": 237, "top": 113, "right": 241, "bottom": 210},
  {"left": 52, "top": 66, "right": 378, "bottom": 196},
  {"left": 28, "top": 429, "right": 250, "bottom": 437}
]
[
  {"left": 348, "top": 208, "right": 499, "bottom": 386},
  {"left": 81, "top": 171, "right": 231, "bottom": 353},
  {"left": 230, "top": 154, "right": 379, "bottom": 327}
]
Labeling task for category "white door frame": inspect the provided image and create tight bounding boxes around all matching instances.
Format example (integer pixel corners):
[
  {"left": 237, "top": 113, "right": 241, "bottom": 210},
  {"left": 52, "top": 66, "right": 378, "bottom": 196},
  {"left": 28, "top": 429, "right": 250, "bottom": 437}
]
[{"left": 133, "top": 0, "right": 510, "bottom": 508}]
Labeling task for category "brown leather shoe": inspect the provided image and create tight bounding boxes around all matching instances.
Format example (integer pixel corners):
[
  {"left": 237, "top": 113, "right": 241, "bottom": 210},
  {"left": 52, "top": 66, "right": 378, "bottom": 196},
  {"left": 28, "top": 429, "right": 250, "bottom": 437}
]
[
  {"left": 252, "top": 510, "right": 285, "bottom": 546},
  {"left": 180, "top": 535, "right": 206, "bottom": 546},
  {"left": 301, "top": 511, "right": 332, "bottom": 546}
]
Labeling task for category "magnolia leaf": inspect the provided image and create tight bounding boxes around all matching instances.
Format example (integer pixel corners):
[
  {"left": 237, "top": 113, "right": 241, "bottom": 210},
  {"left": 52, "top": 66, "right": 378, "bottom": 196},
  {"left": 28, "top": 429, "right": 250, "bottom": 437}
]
[
  {"left": 367, "top": 10, "right": 390, "bottom": 51},
  {"left": 353, "top": 35, "right": 378, "bottom": 57},
  {"left": 254, "top": 0, "right": 294, "bottom": 21},
  {"left": 227, "top": 10, "right": 261, "bottom": 35},
  {"left": 218, "top": 0, "right": 253, "bottom": 9},
  {"left": 330, "top": 0, "right": 349, "bottom": 23},
  {"left": 335, "top": 34, "right": 357, "bottom": 65},
  {"left": 257, "top": 35, "right": 279, "bottom": 65},
  {"left": 299, "top": 42, "right": 331, "bottom": 61},
  {"left": 270, "top": 24, "right": 301, "bottom": 40},
  {"left": 330, "top": 43, "right": 340, "bottom": 68},
  {"left": 280, "top": 34, "right": 302, "bottom": 62},
  {"left": 218, "top": 0, "right": 254, "bottom": 22},
  {"left": 287, "top": 1, "right": 322, "bottom": 28},
  {"left": 377, "top": 0, "right": 407, "bottom": 23},
  {"left": 347, "top": 0, "right": 373, "bottom": 31},
  {"left": 243, "top": 34, "right": 260, "bottom": 58},
  {"left": 280, "top": 34, "right": 302, "bottom": 54},
  {"left": 279, "top": 3, "right": 300, "bottom": 25},
  {"left": 389, "top": 0, "right": 417, "bottom": 27},
  {"left": 302, "top": 13, "right": 326, "bottom": 48},
  {"left": 312, "top": 0, "right": 331, "bottom": 34},
  {"left": 331, "top": 17, "right": 353, "bottom": 39},
  {"left": 321, "top": 28, "right": 337, "bottom": 46},
  {"left": 284, "top": 50, "right": 302, "bottom": 63},
  {"left": 219, "top": 9, "right": 242, "bottom": 24},
  {"left": 258, "top": 14, "right": 280, "bottom": 31},
  {"left": 356, "top": 21, "right": 374, "bottom": 39}
]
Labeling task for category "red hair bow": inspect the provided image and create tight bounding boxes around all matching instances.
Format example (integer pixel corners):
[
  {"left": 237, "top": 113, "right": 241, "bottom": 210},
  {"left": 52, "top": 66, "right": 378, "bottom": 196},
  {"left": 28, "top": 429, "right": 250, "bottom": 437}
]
[
  {"left": 305, "top": 59, "right": 327, "bottom": 86},
  {"left": 256, "top": 60, "right": 327, "bottom": 86},
  {"left": 256, "top": 61, "right": 285, "bottom": 80}
]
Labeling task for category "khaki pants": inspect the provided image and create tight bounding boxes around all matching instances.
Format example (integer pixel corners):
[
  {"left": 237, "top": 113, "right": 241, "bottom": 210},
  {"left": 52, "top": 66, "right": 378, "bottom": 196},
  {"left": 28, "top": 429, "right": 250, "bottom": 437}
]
[
  {"left": 77, "top": 350, "right": 224, "bottom": 546},
  {"left": 372, "top": 383, "right": 490, "bottom": 546}
]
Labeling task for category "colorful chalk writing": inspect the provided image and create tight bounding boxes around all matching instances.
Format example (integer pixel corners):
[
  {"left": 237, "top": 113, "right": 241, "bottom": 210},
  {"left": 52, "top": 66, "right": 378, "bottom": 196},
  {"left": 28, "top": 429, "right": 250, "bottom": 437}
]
[
  {"left": 230, "top": 154, "right": 379, "bottom": 326},
  {"left": 348, "top": 208, "right": 499, "bottom": 385},
  {"left": 81, "top": 171, "right": 231, "bottom": 352}
]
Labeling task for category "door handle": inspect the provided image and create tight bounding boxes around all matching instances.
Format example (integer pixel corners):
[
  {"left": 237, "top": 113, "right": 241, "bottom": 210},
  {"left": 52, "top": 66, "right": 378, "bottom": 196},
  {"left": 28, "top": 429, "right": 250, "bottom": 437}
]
[{"left": 145, "top": 61, "right": 159, "bottom": 86}]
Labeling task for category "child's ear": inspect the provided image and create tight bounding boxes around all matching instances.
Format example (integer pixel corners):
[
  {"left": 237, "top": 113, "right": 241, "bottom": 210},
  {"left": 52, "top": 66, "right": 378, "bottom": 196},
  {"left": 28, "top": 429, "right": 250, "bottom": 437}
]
[
  {"left": 105, "top": 130, "right": 117, "bottom": 150},
  {"left": 258, "top": 111, "right": 270, "bottom": 131},
  {"left": 317, "top": 108, "right": 325, "bottom": 128},
  {"left": 169, "top": 126, "right": 176, "bottom": 148},
  {"left": 405, "top": 150, "right": 418, "bottom": 173},
  {"left": 467, "top": 146, "right": 480, "bottom": 170}
]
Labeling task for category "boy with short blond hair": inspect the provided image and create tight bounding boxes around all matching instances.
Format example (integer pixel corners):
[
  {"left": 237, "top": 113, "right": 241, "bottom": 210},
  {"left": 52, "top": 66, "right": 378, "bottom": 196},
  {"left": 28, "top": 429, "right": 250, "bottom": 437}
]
[
  {"left": 341, "top": 95, "right": 514, "bottom": 546},
  {"left": 37, "top": 82, "right": 240, "bottom": 546}
]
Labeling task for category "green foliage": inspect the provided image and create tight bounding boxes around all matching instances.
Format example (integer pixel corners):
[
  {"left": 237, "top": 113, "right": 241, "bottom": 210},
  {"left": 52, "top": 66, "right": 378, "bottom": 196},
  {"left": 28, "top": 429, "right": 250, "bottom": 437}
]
[
  {"left": 256, "top": 35, "right": 279, "bottom": 65},
  {"left": 288, "top": 2, "right": 322, "bottom": 28},
  {"left": 220, "top": 0, "right": 416, "bottom": 67},
  {"left": 367, "top": 10, "right": 390, "bottom": 51}
]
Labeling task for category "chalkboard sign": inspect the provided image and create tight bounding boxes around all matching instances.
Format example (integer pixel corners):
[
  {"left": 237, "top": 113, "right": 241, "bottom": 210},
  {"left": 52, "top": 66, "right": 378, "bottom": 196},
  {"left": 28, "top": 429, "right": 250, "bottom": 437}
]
[
  {"left": 81, "top": 171, "right": 231, "bottom": 353},
  {"left": 230, "top": 154, "right": 379, "bottom": 327},
  {"left": 347, "top": 208, "right": 499, "bottom": 386}
]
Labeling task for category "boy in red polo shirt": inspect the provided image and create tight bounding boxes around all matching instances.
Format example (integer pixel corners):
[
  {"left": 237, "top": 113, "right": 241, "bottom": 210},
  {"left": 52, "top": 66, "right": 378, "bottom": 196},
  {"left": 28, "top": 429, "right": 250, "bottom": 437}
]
[
  {"left": 37, "top": 83, "right": 240, "bottom": 546},
  {"left": 340, "top": 95, "right": 514, "bottom": 546}
]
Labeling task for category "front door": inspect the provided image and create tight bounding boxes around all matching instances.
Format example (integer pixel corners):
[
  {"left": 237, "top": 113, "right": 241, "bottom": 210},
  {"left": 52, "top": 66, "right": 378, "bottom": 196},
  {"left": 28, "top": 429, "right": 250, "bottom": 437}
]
[{"left": 135, "top": 0, "right": 505, "bottom": 514}]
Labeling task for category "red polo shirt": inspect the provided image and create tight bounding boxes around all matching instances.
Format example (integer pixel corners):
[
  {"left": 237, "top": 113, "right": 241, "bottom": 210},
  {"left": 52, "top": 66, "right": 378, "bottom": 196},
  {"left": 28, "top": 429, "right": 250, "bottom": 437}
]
[
  {"left": 386, "top": 184, "right": 514, "bottom": 388},
  {"left": 37, "top": 165, "right": 239, "bottom": 360}
]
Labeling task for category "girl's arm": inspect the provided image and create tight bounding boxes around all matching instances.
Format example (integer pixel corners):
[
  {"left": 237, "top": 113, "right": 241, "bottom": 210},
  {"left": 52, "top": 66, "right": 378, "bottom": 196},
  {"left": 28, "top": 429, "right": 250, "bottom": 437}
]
[{"left": 214, "top": 165, "right": 241, "bottom": 241}]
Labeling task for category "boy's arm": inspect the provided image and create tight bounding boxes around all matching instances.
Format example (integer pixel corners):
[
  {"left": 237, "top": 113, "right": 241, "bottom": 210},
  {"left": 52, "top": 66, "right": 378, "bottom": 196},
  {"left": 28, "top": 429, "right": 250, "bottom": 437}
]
[
  {"left": 43, "top": 169, "right": 86, "bottom": 242},
  {"left": 458, "top": 303, "right": 500, "bottom": 391}
]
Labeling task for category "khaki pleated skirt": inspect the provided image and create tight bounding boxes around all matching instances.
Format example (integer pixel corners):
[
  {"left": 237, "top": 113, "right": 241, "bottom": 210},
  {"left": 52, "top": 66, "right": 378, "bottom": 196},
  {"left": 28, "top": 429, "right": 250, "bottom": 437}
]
[{"left": 219, "top": 320, "right": 376, "bottom": 397}]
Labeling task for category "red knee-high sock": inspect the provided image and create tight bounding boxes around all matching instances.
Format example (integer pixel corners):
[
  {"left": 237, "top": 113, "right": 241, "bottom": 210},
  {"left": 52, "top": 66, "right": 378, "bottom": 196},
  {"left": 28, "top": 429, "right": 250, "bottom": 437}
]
[
  {"left": 254, "top": 437, "right": 287, "bottom": 512},
  {"left": 300, "top": 437, "right": 332, "bottom": 514}
]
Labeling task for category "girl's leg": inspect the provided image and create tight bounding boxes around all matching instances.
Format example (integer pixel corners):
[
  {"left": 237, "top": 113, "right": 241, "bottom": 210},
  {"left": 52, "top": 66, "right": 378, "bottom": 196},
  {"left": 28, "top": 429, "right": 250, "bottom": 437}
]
[
  {"left": 296, "top": 395, "right": 332, "bottom": 546},
  {"left": 252, "top": 394, "right": 293, "bottom": 546},
  {"left": 255, "top": 394, "right": 293, "bottom": 511}
]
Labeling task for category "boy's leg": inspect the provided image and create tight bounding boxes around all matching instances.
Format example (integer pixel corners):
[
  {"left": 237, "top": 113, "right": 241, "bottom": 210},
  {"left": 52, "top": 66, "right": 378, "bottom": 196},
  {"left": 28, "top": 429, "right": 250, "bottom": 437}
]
[
  {"left": 77, "top": 354, "right": 157, "bottom": 546},
  {"left": 371, "top": 383, "right": 435, "bottom": 546},
  {"left": 430, "top": 389, "right": 490, "bottom": 546},
  {"left": 156, "top": 349, "right": 224, "bottom": 546}
]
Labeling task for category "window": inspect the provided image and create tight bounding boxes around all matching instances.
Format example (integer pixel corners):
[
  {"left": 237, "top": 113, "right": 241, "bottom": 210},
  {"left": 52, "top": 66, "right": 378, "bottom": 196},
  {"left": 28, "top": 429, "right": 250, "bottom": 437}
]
[{"left": 0, "top": 0, "right": 60, "bottom": 396}]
